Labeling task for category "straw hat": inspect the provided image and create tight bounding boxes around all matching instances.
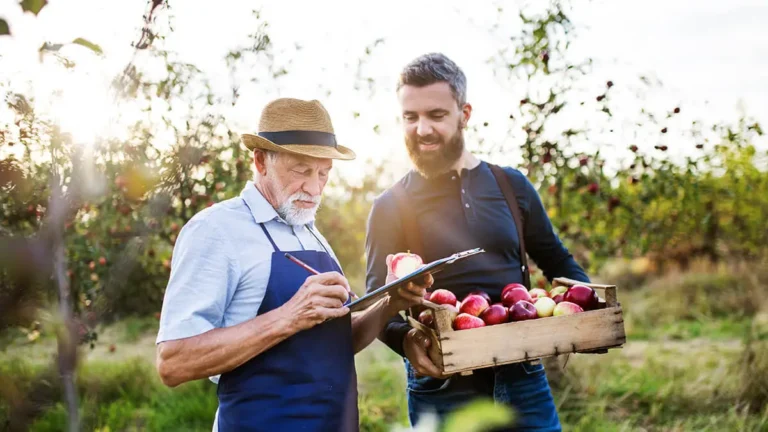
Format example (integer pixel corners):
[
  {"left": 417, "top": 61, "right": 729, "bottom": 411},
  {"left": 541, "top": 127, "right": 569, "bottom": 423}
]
[{"left": 241, "top": 98, "right": 356, "bottom": 160}]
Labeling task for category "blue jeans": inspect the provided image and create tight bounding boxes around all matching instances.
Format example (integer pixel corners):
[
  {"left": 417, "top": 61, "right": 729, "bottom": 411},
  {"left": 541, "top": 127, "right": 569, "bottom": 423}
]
[{"left": 405, "top": 359, "right": 561, "bottom": 431}]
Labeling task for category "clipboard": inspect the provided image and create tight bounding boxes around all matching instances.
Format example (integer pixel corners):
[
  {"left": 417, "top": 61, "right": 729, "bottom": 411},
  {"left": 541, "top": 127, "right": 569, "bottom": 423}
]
[{"left": 348, "top": 247, "right": 485, "bottom": 312}]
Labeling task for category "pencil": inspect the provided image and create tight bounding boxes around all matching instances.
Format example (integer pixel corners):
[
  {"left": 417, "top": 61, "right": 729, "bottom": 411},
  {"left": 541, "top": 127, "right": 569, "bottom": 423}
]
[{"left": 284, "top": 252, "right": 358, "bottom": 300}]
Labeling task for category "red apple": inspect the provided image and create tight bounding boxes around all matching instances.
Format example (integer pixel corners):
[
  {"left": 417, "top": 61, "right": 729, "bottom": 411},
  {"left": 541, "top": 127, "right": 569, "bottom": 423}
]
[
  {"left": 502, "top": 286, "right": 532, "bottom": 307},
  {"left": 564, "top": 284, "right": 599, "bottom": 311},
  {"left": 453, "top": 313, "right": 486, "bottom": 330},
  {"left": 390, "top": 251, "right": 424, "bottom": 279},
  {"left": 534, "top": 297, "right": 556, "bottom": 317},
  {"left": 430, "top": 289, "right": 457, "bottom": 306},
  {"left": 459, "top": 294, "right": 490, "bottom": 317},
  {"left": 418, "top": 309, "right": 435, "bottom": 328},
  {"left": 509, "top": 300, "right": 538, "bottom": 321},
  {"left": 528, "top": 288, "right": 549, "bottom": 301},
  {"left": 464, "top": 290, "right": 491, "bottom": 305},
  {"left": 98, "top": 257, "right": 107, "bottom": 266},
  {"left": 480, "top": 304, "right": 508, "bottom": 325},
  {"left": 553, "top": 301, "right": 584, "bottom": 316},
  {"left": 502, "top": 283, "right": 526, "bottom": 297}
]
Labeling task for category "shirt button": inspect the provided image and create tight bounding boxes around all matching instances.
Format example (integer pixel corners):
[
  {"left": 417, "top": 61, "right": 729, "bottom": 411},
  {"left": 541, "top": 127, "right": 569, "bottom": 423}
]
[
  {"left": 465, "top": 203, "right": 470, "bottom": 208},
  {"left": 451, "top": 176, "right": 457, "bottom": 180},
  {"left": 461, "top": 189, "right": 465, "bottom": 194}
]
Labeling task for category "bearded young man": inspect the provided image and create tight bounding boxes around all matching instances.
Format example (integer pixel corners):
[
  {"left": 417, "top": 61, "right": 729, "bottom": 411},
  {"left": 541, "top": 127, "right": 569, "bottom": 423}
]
[
  {"left": 155, "top": 98, "right": 432, "bottom": 432},
  {"left": 364, "top": 53, "right": 591, "bottom": 431}
]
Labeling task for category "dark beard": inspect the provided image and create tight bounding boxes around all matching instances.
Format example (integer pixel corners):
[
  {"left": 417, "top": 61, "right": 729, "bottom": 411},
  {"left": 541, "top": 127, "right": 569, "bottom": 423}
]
[{"left": 405, "top": 122, "right": 464, "bottom": 179}]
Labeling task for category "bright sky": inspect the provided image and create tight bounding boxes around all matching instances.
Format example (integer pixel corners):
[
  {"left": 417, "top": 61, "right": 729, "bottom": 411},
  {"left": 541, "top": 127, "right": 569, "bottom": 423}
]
[{"left": 1, "top": 0, "right": 766, "bottom": 182}]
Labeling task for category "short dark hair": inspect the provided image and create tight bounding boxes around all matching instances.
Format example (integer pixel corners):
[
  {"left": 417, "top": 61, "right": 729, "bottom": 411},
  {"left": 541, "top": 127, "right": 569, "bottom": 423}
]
[{"left": 397, "top": 53, "right": 467, "bottom": 106}]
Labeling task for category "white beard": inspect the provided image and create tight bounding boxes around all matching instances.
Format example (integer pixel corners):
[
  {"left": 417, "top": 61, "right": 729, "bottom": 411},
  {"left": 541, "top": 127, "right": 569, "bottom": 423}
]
[{"left": 276, "top": 190, "right": 322, "bottom": 226}]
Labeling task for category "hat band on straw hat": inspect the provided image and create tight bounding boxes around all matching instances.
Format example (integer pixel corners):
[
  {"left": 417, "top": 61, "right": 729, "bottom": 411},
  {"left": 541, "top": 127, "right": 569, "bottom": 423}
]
[{"left": 258, "top": 130, "right": 337, "bottom": 148}]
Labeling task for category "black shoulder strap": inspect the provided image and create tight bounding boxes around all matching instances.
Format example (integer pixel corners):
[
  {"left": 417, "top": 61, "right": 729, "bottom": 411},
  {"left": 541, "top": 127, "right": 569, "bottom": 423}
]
[
  {"left": 489, "top": 164, "right": 531, "bottom": 289},
  {"left": 391, "top": 182, "right": 425, "bottom": 257}
]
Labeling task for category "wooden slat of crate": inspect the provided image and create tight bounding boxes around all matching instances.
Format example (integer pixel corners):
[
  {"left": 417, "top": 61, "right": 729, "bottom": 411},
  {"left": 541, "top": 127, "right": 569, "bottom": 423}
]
[{"left": 438, "top": 306, "right": 626, "bottom": 374}]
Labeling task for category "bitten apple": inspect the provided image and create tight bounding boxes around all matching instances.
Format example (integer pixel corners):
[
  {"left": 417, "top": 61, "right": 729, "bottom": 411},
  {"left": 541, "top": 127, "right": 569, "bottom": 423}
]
[
  {"left": 553, "top": 301, "right": 584, "bottom": 316},
  {"left": 389, "top": 252, "right": 423, "bottom": 279},
  {"left": 430, "top": 289, "right": 457, "bottom": 306},
  {"left": 502, "top": 286, "right": 532, "bottom": 307},
  {"left": 529, "top": 288, "right": 549, "bottom": 301},
  {"left": 534, "top": 297, "right": 556, "bottom": 317},
  {"left": 453, "top": 313, "right": 486, "bottom": 330},
  {"left": 509, "top": 300, "right": 538, "bottom": 321},
  {"left": 480, "top": 304, "right": 508, "bottom": 325},
  {"left": 563, "top": 284, "right": 599, "bottom": 311}
]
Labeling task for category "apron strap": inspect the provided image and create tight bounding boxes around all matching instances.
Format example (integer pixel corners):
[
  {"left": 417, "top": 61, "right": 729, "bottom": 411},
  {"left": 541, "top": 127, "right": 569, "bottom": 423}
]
[{"left": 259, "top": 223, "right": 280, "bottom": 252}]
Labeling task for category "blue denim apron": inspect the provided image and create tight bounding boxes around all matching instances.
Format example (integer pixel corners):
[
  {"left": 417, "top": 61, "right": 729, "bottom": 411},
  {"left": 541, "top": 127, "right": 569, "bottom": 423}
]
[{"left": 216, "top": 223, "right": 358, "bottom": 432}]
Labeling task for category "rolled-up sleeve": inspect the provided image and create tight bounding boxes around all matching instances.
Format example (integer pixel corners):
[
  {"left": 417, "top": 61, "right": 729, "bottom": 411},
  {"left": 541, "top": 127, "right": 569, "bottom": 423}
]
[{"left": 156, "top": 218, "right": 239, "bottom": 344}]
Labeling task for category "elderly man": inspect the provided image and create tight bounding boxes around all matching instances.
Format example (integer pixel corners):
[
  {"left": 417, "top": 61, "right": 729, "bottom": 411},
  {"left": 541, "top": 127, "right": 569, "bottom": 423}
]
[{"left": 156, "top": 98, "right": 431, "bottom": 432}]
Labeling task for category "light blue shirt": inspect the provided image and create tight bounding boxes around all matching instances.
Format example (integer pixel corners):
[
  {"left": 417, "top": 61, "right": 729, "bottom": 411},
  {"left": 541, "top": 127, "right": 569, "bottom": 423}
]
[
  {"left": 156, "top": 181, "right": 341, "bottom": 345},
  {"left": 155, "top": 181, "right": 341, "bottom": 431}
]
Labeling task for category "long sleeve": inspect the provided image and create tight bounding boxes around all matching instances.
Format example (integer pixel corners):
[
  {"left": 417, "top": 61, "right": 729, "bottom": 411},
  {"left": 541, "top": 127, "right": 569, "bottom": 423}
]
[
  {"left": 365, "top": 191, "right": 411, "bottom": 357},
  {"left": 506, "top": 168, "right": 591, "bottom": 284}
]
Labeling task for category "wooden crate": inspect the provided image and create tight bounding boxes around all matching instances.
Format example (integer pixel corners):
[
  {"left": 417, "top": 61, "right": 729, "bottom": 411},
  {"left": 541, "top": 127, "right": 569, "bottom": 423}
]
[{"left": 406, "top": 277, "right": 626, "bottom": 375}]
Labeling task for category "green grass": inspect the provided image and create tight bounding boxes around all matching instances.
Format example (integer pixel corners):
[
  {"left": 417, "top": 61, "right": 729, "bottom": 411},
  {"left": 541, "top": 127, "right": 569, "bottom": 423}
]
[
  {"left": 3, "top": 263, "right": 768, "bottom": 431},
  {"left": 552, "top": 338, "right": 768, "bottom": 431},
  {"left": 7, "top": 360, "right": 218, "bottom": 432},
  {"left": 119, "top": 316, "right": 160, "bottom": 343}
]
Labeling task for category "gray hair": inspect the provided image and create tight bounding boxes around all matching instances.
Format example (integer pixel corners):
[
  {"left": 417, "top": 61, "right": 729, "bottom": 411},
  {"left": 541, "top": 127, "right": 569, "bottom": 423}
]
[
  {"left": 396, "top": 53, "right": 467, "bottom": 106},
  {"left": 253, "top": 149, "right": 279, "bottom": 181}
]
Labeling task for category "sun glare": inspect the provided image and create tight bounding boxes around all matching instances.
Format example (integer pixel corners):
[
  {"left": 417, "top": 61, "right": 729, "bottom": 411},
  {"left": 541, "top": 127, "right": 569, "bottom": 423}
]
[{"left": 48, "top": 70, "right": 119, "bottom": 147}]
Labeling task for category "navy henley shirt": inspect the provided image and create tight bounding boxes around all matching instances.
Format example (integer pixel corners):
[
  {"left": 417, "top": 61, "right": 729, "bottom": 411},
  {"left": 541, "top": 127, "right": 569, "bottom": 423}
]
[{"left": 365, "top": 160, "right": 590, "bottom": 357}]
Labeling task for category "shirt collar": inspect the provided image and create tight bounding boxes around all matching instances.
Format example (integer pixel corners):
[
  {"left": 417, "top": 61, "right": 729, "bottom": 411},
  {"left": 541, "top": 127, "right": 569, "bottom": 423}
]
[
  {"left": 409, "top": 160, "right": 488, "bottom": 191},
  {"left": 239, "top": 181, "right": 316, "bottom": 229}
]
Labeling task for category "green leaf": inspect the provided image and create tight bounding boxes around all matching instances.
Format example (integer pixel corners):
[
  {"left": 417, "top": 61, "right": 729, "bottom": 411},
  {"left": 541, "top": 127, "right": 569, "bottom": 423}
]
[
  {"left": 20, "top": 0, "right": 47, "bottom": 15},
  {"left": 0, "top": 19, "right": 9, "bottom": 36},
  {"left": 443, "top": 399, "right": 516, "bottom": 432},
  {"left": 71, "top": 38, "right": 103, "bottom": 55}
]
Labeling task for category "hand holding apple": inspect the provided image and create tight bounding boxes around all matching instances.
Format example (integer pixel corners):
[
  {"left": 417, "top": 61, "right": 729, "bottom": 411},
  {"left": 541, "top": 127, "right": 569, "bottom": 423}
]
[
  {"left": 387, "top": 251, "right": 423, "bottom": 280},
  {"left": 383, "top": 252, "right": 434, "bottom": 312}
]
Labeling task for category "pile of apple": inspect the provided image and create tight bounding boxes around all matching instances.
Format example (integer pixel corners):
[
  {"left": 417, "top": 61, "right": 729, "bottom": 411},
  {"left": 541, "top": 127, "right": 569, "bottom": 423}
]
[
  {"left": 418, "top": 283, "right": 600, "bottom": 331},
  {"left": 387, "top": 251, "right": 600, "bottom": 332}
]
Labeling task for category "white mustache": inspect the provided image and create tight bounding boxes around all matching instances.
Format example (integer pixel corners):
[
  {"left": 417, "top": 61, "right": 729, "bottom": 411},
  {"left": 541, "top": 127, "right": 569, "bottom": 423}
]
[{"left": 289, "top": 191, "right": 321, "bottom": 205}]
